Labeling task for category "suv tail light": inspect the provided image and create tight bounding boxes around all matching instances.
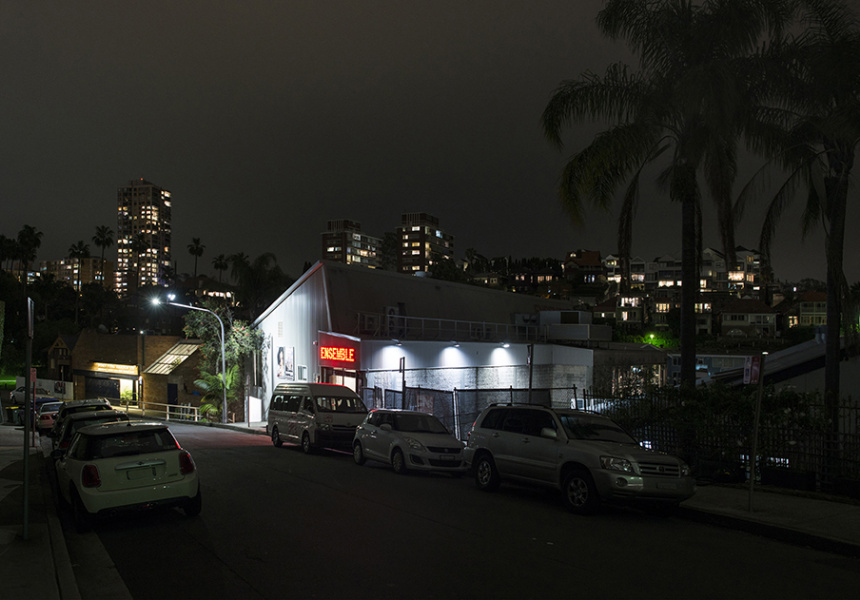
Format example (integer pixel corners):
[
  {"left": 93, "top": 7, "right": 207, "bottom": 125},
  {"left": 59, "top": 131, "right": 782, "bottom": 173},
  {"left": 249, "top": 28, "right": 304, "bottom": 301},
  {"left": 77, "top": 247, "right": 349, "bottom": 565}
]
[
  {"left": 82, "top": 464, "right": 101, "bottom": 488},
  {"left": 179, "top": 450, "right": 196, "bottom": 475}
]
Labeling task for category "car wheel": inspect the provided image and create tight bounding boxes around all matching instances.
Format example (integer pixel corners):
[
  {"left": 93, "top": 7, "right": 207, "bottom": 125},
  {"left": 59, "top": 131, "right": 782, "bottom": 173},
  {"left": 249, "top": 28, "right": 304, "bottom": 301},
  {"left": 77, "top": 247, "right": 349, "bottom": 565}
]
[
  {"left": 71, "top": 488, "right": 92, "bottom": 533},
  {"left": 562, "top": 468, "right": 599, "bottom": 515},
  {"left": 183, "top": 488, "right": 202, "bottom": 517},
  {"left": 301, "top": 431, "right": 313, "bottom": 454},
  {"left": 474, "top": 455, "right": 500, "bottom": 491},
  {"left": 353, "top": 442, "right": 366, "bottom": 465},
  {"left": 271, "top": 426, "right": 283, "bottom": 448},
  {"left": 391, "top": 448, "right": 407, "bottom": 474}
]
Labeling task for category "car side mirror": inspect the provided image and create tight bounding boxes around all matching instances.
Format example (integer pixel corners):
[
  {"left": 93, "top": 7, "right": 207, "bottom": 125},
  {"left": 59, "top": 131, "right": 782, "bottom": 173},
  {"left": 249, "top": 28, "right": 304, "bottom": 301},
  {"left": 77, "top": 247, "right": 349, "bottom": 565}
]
[{"left": 540, "top": 427, "right": 558, "bottom": 440}]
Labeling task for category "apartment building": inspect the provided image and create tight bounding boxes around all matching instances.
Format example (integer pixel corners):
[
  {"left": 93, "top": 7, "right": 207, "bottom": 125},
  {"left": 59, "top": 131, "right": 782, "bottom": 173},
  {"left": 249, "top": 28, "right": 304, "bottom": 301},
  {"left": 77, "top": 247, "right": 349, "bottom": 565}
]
[
  {"left": 321, "top": 219, "right": 381, "bottom": 268},
  {"left": 396, "top": 212, "right": 453, "bottom": 274},
  {"left": 116, "top": 179, "right": 172, "bottom": 295}
]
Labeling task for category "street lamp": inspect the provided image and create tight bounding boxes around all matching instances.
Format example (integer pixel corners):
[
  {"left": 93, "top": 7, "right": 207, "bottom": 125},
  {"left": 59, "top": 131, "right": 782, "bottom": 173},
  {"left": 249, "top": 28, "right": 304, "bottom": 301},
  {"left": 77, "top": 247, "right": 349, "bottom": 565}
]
[{"left": 153, "top": 295, "right": 228, "bottom": 424}]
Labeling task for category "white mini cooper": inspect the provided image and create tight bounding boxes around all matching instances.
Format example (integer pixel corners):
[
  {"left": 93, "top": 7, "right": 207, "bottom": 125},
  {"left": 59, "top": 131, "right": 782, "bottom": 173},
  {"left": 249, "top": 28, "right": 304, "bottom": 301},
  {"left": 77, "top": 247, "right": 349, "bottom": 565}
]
[{"left": 54, "top": 421, "right": 201, "bottom": 531}]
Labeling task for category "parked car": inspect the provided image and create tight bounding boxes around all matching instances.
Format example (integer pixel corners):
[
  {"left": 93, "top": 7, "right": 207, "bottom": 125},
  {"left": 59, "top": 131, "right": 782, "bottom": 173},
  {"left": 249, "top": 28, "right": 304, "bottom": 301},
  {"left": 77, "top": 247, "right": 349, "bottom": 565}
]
[
  {"left": 53, "top": 421, "right": 201, "bottom": 532},
  {"left": 11, "top": 385, "right": 53, "bottom": 404},
  {"left": 352, "top": 409, "right": 467, "bottom": 475},
  {"left": 50, "top": 398, "right": 114, "bottom": 437},
  {"left": 464, "top": 404, "right": 695, "bottom": 515},
  {"left": 36, "top": 401, "right": 63, "bottom": 434},
  {"left": 267, "top": 383, "right": 368, "bottom": 453},
  {"left": 52, "top": 409, "right": 130, "bottom": 454}
]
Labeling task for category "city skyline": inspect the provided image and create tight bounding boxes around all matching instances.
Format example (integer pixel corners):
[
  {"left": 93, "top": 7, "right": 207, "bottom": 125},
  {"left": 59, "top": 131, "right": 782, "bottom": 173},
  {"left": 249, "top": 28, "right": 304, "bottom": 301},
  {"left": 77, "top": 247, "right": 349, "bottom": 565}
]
[{"left": 2, "top": 1, "right": 858, "bottom": 284}]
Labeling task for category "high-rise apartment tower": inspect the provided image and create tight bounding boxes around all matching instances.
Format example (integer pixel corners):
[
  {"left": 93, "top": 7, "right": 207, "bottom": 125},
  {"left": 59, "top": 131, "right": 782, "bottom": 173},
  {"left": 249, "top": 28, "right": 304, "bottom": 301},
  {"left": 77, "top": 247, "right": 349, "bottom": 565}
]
[
  {"left": 116, "top": 178, "right": 172, "bottom": 295},
  {"left": 321, "top": 219, "right": 381, "bottom": 268},
  {"left": 396, "top": 213, "right": 453, "bottom": 274}
]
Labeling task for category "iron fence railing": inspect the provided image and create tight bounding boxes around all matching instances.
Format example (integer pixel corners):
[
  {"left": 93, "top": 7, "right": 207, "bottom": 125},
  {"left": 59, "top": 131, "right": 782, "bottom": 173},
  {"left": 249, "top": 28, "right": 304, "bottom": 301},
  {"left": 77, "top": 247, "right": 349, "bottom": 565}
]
[{"left": 359, "top": 384, "right": 860, "bottom": 499}]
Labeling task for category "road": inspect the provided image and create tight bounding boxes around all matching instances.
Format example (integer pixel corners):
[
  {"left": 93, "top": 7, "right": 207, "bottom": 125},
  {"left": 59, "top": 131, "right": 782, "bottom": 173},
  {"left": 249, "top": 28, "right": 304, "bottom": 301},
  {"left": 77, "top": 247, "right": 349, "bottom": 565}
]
[{"left": 55, "top": 424, "right": 860, "bottom": 600}]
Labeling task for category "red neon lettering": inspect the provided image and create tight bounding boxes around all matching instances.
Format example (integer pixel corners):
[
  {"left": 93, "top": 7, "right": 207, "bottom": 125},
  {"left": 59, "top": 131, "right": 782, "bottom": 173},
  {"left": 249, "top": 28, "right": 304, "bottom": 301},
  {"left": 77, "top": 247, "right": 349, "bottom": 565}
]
[{"left": 319, "top": 346, "right": 355, "bottom": 363}]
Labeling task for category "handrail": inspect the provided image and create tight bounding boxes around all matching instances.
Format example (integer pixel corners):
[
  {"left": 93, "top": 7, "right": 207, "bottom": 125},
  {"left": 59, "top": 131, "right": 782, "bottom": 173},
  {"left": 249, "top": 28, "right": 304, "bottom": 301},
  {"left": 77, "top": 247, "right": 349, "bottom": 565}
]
[{"left": 118, "top": 400, "right": 200, "bottom": 422}]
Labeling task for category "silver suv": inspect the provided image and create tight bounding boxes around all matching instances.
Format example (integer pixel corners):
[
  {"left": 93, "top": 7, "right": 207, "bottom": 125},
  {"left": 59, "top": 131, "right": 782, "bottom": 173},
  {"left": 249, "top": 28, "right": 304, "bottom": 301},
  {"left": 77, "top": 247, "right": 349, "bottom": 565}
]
[{"left": 464, "top": 404, "right": 695, "bottom": 514}]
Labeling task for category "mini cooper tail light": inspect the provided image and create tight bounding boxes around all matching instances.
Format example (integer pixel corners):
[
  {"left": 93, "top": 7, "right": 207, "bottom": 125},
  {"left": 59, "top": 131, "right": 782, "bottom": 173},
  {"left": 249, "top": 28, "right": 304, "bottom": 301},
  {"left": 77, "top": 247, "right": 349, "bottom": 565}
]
[
  {"left": 179, "top": 450, "right": 196, "bottom": 475},
  {"left": 82, "top": 464, "right": 101, "bottom": 488}
]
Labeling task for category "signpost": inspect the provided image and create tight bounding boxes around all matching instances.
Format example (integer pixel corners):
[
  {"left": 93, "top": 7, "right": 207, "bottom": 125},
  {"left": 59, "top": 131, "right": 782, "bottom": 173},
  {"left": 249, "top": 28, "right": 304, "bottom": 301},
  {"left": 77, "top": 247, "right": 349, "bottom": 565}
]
[{"left": 22, "top": 298, "right": 34, "bottom": 540}]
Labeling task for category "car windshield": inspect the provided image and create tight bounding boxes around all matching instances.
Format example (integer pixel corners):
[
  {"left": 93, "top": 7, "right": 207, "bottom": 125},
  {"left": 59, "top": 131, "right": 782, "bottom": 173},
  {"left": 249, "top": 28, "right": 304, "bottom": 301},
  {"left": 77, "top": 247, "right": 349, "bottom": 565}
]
[
  {"left": 39, "top": 403, "right": 63, "bottom": 414},
  {"left": 83, "top": 429, "right": 178, "bottom": 460},
  {"left": 315, "top": 395, "right": 367, "bottom": 413},
  {"left": 559, "top": 414, "right": 638, "bottom": 444},
  {"left": 393, "top": 413, "right": 448, "bottom": 434}
]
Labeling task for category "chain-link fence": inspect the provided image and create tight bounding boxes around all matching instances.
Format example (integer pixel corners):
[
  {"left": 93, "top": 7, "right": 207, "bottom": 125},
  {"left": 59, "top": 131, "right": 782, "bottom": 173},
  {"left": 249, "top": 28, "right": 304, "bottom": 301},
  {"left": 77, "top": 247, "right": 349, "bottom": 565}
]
[{"left": 361, "top": 383, "right": 860, "bottom": 499}]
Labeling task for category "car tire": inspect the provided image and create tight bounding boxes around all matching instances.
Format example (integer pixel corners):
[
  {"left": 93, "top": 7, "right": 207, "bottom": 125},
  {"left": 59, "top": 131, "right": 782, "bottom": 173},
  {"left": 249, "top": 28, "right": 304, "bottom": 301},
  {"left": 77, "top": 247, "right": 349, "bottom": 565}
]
[
  {"left": 474, "top": 455, "right": 500, "bottom": 491},
  {"left": 353, "top": 442, "right": 366, "bottom": 465},
  {"left": 301, "top": 431, "right": 313, "bottom": 454},
  {"left": 183, "top": 488, "right": 202, "bottom": 517},
  {"left": 71, "top": 488, "right": 92, "bottom": 533},
  {"left": 562, "top": 468, "right": 599, "bottom": 515},
  {"left": 391, "top": 448, "right": 407, "bottom": 474},
  {"left": 271, "top": 426, "right": 283, "bottom": 448}
]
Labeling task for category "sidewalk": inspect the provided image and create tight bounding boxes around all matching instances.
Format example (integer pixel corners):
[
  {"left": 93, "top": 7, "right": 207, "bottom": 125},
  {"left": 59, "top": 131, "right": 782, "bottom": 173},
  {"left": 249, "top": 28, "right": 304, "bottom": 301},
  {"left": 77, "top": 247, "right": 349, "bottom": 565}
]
[{"left": 1, "top": 420, "right": 859, "bottom": 600}]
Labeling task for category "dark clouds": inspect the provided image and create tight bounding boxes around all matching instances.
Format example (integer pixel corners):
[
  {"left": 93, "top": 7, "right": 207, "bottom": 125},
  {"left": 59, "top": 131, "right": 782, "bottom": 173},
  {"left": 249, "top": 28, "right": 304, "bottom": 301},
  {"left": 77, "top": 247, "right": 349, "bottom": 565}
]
[{"left": 1, "top": 1, "right": 855, "bottom": 283}]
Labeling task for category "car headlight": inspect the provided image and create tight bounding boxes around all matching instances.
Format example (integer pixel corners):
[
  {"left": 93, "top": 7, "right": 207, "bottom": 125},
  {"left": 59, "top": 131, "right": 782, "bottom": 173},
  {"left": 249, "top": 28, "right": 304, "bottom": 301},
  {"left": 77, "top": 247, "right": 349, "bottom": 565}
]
[
  {"left": 318, "top": 423, "right": 332, "bottom": 431},
  {"left": 600, "top": 455, "right": 635, "bottom": 473},
  {"left": 405, "top": 437, "right": 426, "bottom": 451},
  {"left": 680, "top": 462, "right": 691, "bottom": 477}
]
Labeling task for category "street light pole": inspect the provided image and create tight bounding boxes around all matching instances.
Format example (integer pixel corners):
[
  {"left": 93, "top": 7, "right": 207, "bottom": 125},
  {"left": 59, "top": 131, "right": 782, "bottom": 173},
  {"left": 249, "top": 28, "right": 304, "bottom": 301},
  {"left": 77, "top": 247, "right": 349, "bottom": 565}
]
[{"left": 155, "top": 298, "right": 228, "bottom": 424}]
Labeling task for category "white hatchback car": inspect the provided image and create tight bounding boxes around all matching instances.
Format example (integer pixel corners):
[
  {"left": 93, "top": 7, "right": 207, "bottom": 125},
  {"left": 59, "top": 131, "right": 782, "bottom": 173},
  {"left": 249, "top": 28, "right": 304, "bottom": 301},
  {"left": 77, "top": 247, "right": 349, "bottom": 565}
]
[
  {"left": 352, "top": 409, "right": 467, "bottom": 475},
  {"left": 53, "top": 421, "right": 201, "bottom": 532}
]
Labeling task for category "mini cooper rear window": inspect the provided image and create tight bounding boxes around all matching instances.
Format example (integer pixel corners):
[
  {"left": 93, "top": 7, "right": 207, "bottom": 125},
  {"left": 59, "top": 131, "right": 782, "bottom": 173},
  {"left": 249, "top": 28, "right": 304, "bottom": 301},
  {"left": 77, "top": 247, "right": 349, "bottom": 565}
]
[{"left": 75, "top": 429, "right": 178, "bottom": 460}]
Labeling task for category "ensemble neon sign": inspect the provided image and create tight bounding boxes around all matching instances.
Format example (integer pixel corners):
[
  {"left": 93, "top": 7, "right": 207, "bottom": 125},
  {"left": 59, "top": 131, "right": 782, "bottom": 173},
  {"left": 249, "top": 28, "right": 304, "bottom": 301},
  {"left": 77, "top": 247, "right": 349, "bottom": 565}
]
[{"left": 319, "top": 346, "right": 355, "bottom": 363}]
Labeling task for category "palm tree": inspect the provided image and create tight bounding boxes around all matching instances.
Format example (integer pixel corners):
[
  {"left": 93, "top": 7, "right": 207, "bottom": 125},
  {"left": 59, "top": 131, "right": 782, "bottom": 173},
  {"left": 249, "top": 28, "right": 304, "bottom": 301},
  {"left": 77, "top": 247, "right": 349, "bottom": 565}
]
[
  {"left": 736, "top": 0, "right": 860, "bottom": 463},
  {"left": 542, "top": 0, "right": 786, "bottom": 390},
  {"left": 212, "top": 254, "right": 228, "bottom": 284},
  {"left": 128, "top": 233, "right": 149, "bottom": 293},
  {"left": 187, "top": 238, "right": 205, "bottom": 280},
  {"left": 68, "top": 240, "right": 90, "bottom": 292},
  {"left": 16, "top": 224, "right": 43, "bottom": 284},
  {"left": 92, "top": 225, "right": 114, "bottom": 289},
  {"left": 230, "top": 253, "right": 293, "bottom": 321}
]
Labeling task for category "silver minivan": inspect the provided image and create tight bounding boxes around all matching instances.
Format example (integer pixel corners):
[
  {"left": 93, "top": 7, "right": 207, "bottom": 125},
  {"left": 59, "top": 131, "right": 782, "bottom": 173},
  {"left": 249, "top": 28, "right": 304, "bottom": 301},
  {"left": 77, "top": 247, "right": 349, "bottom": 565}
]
[{"left": 267, "top": 383, "right": 368, "bottom": 453}]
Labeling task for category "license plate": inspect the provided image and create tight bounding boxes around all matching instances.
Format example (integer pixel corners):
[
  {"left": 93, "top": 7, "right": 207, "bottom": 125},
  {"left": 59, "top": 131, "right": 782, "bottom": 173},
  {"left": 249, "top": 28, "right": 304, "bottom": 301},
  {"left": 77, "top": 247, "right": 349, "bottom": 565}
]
[
  {"left": 440, "top": 455, "right": 455, "bottom": 461},
  {"left": 127, "top": 467, "right": 155, "bottom": 480}
]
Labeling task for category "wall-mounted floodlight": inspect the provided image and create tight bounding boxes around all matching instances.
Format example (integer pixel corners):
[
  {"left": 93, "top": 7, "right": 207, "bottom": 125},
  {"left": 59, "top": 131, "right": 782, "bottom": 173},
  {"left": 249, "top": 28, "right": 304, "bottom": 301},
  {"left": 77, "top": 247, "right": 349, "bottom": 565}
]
[{"left": 153, "top": 297, "right": 228, "bottom": 424}]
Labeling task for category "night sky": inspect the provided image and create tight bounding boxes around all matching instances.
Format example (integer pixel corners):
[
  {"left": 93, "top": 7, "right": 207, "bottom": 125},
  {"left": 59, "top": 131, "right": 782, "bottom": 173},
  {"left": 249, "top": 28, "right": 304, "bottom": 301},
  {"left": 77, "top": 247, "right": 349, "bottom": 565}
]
[{"left": 2, "top": 1, "right": 857, "bottom": 284}]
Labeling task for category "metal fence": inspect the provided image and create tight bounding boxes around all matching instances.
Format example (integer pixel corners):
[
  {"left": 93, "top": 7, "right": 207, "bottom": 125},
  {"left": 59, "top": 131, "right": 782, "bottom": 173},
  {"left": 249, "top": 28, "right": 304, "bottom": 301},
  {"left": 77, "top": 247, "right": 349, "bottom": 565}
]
[
  {"left": 361, "top": 384, "right": 860, "bottom": 499},
  {"left": 588, "top": 389, "right": 860, "bottom": 497}
]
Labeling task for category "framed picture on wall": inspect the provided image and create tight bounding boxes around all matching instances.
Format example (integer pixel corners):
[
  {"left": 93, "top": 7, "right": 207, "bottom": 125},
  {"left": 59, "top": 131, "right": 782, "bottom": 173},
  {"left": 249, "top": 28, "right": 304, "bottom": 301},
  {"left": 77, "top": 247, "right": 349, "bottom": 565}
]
[{"left": 276, "top": 346, "right": 295, "bottom": 380}]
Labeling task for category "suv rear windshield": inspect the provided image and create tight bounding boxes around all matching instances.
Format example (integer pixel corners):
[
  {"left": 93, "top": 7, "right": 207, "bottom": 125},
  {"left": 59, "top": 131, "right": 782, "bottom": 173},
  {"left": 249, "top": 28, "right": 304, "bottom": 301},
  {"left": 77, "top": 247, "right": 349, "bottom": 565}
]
[{"left": 559, "top": 414, "right": 637, "bottom": 444}]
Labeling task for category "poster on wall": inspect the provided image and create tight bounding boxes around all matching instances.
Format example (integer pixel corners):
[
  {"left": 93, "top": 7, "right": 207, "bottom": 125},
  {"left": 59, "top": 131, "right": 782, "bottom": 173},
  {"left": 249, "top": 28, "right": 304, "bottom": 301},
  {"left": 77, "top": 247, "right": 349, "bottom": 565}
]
[{"left": 276, "top": 346, "right": 295, "bottom": 380}]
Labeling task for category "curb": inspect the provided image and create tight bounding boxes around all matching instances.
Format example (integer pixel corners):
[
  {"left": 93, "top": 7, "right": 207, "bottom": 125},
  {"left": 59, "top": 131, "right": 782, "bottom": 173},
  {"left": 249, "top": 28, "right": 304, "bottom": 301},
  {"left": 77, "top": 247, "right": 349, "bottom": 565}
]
[{"left": 677, "top": 505, "right": 860, "bottom": 558}]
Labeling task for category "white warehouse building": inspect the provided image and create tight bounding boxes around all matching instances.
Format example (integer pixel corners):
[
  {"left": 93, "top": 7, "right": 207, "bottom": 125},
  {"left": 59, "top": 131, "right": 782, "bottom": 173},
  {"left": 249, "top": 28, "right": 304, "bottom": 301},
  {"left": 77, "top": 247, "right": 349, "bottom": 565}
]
[{"left": 251, "top": 261, "right": 666, "bottom": 438}]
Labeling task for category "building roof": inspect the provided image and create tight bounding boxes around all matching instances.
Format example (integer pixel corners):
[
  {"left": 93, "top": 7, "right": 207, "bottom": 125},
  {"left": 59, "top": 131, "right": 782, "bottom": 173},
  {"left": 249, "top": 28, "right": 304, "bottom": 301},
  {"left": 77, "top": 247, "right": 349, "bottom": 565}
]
[
  {"left": 255, "top": 260, "right": 575, "bottom": 333},
  {"left": 144, "top": 340, "right": 201, "bottom": 375}
]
